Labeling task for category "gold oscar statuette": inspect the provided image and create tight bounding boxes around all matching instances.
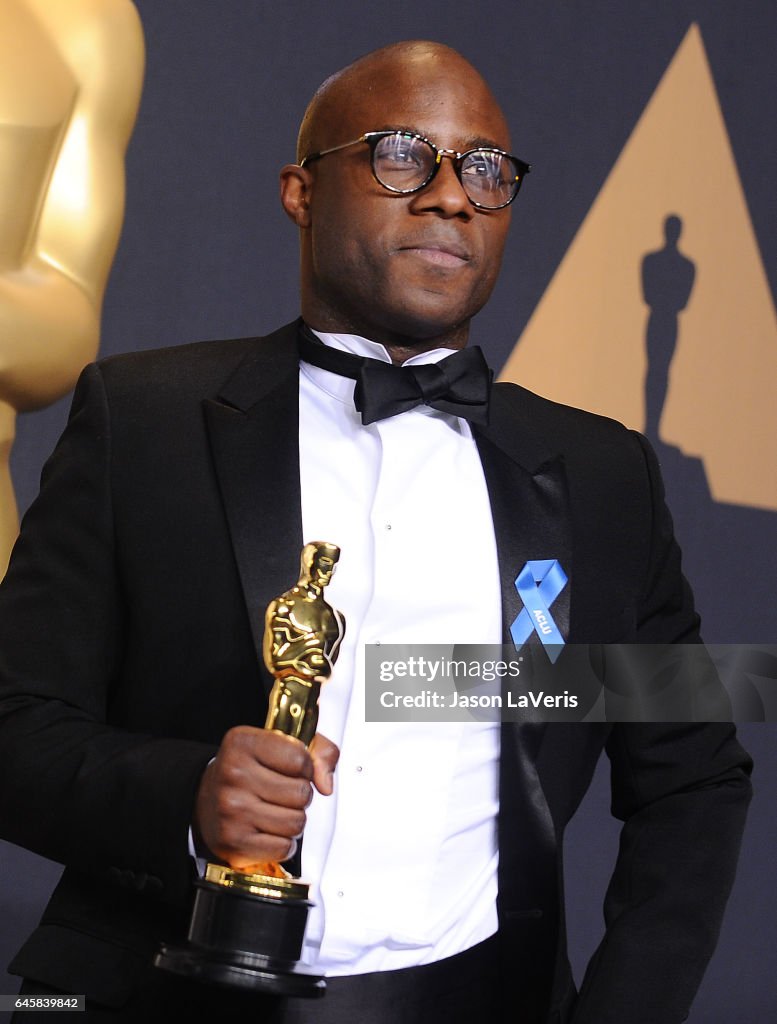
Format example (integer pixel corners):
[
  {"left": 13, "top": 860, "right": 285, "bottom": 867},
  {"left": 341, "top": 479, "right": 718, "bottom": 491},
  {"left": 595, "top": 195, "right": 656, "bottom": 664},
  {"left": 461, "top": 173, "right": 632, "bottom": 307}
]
[{"left": 155, "top": 541, "right": 345, "bottom": 996}]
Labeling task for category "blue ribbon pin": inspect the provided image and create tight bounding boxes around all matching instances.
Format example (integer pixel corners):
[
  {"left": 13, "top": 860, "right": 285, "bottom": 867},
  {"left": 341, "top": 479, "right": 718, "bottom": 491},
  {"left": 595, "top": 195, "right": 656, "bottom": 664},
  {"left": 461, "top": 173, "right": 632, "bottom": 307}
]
[{"left": 510, "top": 559, "right": 568, "bottom": 663}]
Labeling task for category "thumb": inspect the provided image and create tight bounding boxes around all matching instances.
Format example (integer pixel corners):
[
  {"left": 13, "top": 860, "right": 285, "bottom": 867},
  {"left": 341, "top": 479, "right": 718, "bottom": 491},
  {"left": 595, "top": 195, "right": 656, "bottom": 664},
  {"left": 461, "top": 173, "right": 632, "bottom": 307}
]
[{"left": 310, "top": 732, "right": 340, "bottom": 795}]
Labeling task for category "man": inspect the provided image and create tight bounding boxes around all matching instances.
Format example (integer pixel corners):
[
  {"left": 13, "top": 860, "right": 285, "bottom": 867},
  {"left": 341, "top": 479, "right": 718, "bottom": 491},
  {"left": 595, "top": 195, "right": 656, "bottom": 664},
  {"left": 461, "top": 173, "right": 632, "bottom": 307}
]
[{"left": 0, "top": 41, "right": 751, "bottom": 1024}]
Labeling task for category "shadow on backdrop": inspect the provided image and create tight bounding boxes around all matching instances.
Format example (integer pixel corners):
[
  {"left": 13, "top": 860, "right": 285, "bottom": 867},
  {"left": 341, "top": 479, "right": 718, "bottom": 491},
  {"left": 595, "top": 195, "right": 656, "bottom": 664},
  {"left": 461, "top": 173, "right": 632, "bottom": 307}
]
[
  {"left": 642, "top": 214, "right": 696, "bottom": 442},
  {"left": 640, "top": 215, "right": 777, "bottom": 641}
]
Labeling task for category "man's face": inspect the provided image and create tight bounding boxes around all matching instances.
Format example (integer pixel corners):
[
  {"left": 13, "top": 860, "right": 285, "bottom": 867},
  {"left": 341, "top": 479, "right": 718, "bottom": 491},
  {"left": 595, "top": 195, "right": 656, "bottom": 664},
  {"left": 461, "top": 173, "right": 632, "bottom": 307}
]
[
  {"left": 310, "top": 551, "right": 335, "bottom": 586},
  {"left": 298, "top": 58, "right": 513, "bottom": 348}
]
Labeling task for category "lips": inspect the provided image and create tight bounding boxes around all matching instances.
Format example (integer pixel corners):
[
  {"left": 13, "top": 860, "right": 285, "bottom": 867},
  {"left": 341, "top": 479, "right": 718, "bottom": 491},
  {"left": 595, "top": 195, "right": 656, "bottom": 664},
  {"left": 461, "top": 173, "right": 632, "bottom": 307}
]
[{"left": 396, "top": 236, "right": 472, "bottom": 266}]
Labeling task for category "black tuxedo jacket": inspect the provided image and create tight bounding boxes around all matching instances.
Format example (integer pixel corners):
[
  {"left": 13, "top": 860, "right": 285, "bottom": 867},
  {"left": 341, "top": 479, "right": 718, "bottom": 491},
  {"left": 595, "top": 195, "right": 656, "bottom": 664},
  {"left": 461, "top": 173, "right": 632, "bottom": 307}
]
[{"left": 0, "top": 322, "right": 751, "bottom": 1022}]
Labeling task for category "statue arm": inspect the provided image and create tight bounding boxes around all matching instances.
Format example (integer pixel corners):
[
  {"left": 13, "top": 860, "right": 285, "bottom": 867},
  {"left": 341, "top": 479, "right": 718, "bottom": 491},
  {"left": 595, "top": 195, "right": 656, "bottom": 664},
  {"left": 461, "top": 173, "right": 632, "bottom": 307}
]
[
  {"left": 640, "top": 253, "right": 656, "bottom": 307},
  {"left": 262, "top": 599, "right": 285, "bottom": 675},
  {"left": 0, "top": 0, "right": 144, "bottom": 411},
  {"left": 264, "top": 600, "right": 340, "bottom": 680}
]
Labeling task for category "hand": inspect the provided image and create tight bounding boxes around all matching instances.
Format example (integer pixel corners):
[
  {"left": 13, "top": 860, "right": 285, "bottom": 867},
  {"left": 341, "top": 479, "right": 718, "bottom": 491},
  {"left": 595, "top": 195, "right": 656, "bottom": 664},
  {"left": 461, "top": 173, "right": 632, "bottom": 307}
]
[{"left": 192, "top": 726, "right": 339, "bottom": 869}]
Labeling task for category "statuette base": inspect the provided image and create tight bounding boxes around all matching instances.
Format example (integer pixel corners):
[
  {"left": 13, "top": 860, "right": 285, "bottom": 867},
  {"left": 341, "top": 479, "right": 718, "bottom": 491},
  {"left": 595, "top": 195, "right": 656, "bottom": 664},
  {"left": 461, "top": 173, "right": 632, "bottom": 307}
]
[{"left": 154, "top": 874, "right": 325, "bottom": 997}]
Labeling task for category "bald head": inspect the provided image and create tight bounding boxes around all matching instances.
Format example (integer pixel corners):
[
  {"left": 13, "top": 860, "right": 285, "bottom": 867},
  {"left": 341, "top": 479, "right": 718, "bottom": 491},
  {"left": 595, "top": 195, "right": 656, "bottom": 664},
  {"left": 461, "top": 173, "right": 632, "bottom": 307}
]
[{"left": 297, "top": 41, "right": 509, "bottom": 162}]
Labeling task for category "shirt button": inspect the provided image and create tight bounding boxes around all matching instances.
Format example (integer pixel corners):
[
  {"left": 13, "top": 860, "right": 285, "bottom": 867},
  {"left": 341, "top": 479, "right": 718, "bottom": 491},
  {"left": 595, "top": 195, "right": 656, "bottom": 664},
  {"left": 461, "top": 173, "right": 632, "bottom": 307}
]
[
  {"left": 385, "top": 523, "right": 392, "bottom": 531},
  {"left": 355, "top": 765, "right": 363, "bottom": 773},
  {"left": 337, "top": 889, "right": 344, "bottom": 898}
]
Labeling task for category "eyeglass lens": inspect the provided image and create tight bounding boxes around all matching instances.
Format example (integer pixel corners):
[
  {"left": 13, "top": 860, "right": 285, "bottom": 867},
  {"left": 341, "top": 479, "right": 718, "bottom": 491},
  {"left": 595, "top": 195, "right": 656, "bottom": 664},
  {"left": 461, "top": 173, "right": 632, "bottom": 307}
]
[{"left": 372, "top": 133, "right": 520, "bottom": 208}]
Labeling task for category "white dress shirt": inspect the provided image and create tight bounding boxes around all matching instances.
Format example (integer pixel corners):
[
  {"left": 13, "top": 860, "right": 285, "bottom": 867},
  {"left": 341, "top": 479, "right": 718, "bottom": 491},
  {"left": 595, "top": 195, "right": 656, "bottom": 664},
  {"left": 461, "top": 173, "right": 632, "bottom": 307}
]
[{"left": 298, "top": 330, "right": 502, "bottom": 975}]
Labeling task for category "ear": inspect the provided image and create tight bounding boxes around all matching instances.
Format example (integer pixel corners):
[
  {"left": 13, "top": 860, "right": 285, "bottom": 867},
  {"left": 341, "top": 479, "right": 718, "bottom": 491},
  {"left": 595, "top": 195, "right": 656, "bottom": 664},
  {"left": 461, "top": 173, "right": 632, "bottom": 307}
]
[{"left": 279, "top": 164, "right": 313, "bottom": 227}]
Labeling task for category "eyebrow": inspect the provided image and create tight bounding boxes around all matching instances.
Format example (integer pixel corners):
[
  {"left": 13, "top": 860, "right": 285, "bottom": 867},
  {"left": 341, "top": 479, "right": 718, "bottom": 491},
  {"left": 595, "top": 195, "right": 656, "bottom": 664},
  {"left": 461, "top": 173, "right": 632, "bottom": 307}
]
[
  {"left": 373, "top": 125, "right": 509, "bottom": 152},
  {"left": 467, "top": 135, "right": 509, "bottom": 151}
]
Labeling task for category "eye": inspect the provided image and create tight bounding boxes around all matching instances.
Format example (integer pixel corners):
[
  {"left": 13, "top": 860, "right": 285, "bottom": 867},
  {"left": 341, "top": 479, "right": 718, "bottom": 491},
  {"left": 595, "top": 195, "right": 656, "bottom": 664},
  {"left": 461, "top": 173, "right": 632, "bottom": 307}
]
[
  {"left": 377, "top": 135, "right": 426, "bottom": 168},
  {"left": 462, "top": 150, "right": 503, "bottom": 182}
]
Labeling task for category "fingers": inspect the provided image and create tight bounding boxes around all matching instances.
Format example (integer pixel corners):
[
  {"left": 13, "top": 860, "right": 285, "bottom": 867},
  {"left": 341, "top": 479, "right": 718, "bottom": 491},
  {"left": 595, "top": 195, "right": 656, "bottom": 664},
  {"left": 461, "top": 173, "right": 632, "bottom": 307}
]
[
  {"left": 310, "top": 732, "right": 340, "bottom": 796},
  {"left": 193, "top": 727, "right": 313, "bottom": 867},
  {"left": 192, "top": 727, "right": 339, "bottom": 870}
]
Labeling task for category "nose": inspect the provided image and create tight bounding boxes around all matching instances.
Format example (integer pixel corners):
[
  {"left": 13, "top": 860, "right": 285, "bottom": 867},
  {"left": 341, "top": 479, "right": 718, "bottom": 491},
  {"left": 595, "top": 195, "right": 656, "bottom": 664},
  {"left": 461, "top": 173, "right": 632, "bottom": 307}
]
[{"left": 409, "top": 154, "right": 473, "bottom": 219}]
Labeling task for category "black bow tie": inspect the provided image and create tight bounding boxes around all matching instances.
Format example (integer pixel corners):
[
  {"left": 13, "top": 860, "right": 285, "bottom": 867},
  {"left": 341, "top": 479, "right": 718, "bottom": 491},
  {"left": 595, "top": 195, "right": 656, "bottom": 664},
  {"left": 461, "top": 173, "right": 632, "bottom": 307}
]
[{"left": 298, "top": 327, "right": 492, "bottom": 426}]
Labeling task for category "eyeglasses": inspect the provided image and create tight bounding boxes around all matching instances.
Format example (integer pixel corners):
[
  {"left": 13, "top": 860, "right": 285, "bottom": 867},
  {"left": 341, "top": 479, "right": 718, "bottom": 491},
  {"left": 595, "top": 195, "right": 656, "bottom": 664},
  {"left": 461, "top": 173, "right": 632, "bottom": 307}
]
[{"left": 300, "top": 129, "right": 531, "bottom": 210}]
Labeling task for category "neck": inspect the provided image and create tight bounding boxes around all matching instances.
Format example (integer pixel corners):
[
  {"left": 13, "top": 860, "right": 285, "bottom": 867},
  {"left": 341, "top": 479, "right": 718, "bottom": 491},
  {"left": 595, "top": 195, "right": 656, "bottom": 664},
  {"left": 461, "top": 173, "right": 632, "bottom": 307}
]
[
  {"left": 301, "top": 302, "right": 470, "bottom": 365},
  {"left": 306, "top": 322, "right": 469, "bottom": 365},
  {"left": 381, "top": 336, "right": 467, "bottom": 365}
]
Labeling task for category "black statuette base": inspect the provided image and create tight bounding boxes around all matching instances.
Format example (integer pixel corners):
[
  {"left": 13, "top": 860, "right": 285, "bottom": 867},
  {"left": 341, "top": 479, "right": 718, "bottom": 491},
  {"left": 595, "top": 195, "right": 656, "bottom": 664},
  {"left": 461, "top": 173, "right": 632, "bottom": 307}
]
[{"left": 154, "top": 878, "right": 325, "bottom": 997}]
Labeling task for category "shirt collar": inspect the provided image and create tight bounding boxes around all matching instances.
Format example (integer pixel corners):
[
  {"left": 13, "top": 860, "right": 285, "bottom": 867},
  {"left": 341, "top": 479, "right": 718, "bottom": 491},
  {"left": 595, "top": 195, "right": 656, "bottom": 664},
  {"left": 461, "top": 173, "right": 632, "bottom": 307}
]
[{"left": 302, "top": 329, "right": 460, "bottom": 407}]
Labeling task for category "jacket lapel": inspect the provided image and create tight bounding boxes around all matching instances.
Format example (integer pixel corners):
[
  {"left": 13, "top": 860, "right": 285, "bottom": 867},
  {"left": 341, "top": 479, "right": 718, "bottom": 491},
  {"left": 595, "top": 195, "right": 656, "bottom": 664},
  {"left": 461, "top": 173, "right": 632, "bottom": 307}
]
[
  {"left": 203, "top": 322, "right": 303, "bottom": 685},
  {"left": 475, "top": 382, "right": 572, "bottom": 653},
  {"left": 476, "top": 383, "right": 571, "bottom": 1012}
]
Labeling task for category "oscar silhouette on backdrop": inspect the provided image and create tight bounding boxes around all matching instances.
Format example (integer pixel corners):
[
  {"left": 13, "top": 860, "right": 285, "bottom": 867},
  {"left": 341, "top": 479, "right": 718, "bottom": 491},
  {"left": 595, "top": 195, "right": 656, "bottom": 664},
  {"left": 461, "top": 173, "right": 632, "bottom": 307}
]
[
  {"left": 638, "top": 214, "right": 777, "bottom": 642},
  {"left": 0, "top": 0, "right": 144, "bottom": 577},
  {"left": 641, "top": 214, "right": 696, "bottom": 442}
]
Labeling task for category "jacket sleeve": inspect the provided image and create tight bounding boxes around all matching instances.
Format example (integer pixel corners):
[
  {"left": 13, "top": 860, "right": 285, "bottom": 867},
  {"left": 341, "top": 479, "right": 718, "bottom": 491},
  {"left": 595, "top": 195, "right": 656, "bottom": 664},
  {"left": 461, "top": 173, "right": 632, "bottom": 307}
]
[
  {"left": 571, "top": 722, "right": 752, "bottom": 1024},
  {"left": 0, "top": 364, "right": 217, "bottom": 909},
  {"left": 571, "top": 433, "right": 753, "bottom": 1023}
]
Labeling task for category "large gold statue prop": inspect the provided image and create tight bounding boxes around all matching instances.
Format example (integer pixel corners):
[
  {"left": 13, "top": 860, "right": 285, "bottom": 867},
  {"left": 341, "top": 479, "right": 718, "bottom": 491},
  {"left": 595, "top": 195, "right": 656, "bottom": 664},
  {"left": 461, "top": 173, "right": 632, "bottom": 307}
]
[
  {"left": 156, "top": 542, "right": 346, "bottom": 997},
  {"left": 0, "top": 0, "right": 145, "bottom": 576}
]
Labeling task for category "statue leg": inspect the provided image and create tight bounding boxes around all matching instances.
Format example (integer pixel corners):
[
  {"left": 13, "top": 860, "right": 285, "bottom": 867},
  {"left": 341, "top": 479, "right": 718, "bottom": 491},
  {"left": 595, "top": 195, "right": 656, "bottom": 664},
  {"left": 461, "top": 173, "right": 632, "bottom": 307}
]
[{"left": 265, "top": 675, "right": 320, "bottom": 746}]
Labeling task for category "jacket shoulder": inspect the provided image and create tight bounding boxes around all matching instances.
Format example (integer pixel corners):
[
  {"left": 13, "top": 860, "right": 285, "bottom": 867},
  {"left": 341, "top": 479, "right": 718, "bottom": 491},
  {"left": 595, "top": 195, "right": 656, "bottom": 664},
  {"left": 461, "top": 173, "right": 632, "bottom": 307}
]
[
  {"left": 492, "top": 379, "right": 634, "bottom": 446},
  {"left": 488, "top": 380, "right": 651, "bottom": 485},
  {"left": 92, "top": 321, "right": 299, "bottom": 401}
]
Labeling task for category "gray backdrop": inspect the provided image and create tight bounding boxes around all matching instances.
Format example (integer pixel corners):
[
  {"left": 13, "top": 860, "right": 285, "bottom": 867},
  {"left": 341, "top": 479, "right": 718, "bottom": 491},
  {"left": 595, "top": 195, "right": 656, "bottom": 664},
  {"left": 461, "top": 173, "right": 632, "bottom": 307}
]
[{"left": 2, "top": 2, "right": 775, "bottom": 1020}]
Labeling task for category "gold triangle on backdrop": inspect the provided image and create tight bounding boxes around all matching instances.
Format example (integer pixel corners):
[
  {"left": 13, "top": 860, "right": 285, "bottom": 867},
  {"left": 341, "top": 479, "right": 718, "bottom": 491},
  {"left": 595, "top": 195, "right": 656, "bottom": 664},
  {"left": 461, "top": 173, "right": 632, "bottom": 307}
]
[{"left": 500, "top": 22, "right": 777, "bottom": 512}]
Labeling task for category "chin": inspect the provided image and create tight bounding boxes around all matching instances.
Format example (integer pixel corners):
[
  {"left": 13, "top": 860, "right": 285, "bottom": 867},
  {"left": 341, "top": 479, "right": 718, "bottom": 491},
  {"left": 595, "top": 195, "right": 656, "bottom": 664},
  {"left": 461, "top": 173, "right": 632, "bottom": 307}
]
[
  {"left": 389, "top": 299, "right": 482, "bottom": 342},
  {"left": 374, "top": 316, "right": 468, "bottom": 348}
]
